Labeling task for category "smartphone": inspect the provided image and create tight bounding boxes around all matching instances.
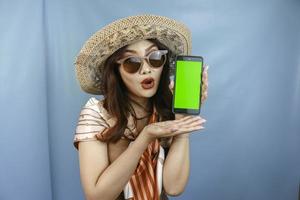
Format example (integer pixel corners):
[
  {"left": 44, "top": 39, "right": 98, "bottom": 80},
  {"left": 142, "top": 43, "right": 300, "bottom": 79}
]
[{"left": 172, "top": 55, "right": 203, "bottom": 115}]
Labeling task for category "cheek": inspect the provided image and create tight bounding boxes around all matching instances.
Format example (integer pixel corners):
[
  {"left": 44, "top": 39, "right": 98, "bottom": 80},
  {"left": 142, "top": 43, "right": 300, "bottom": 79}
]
[
  {"left": 119, "top": 68, "right": 139, "bottom": 91},
  {"left": 154, "top": 68, "right": 164, "bottom": 81}
]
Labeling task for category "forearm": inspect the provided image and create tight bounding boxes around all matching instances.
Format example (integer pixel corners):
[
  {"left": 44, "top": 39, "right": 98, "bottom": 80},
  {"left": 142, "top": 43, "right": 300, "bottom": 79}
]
[
  {"left": 163, "top": 133, "right": 190, "bottom": 196},
  {"left": 91, "top": 132, "right": 151, "bottom": 200}
]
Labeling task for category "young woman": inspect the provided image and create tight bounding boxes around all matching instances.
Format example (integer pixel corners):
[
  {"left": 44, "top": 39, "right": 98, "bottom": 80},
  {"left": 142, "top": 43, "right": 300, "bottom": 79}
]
[{"left": 73, "top": 15, "right": 208, "bottom": 200}]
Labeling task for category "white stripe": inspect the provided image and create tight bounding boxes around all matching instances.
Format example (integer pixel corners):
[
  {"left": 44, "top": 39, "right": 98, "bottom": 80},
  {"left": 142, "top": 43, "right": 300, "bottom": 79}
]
[
  {"left": 123, "top": 181, "right": 134, "bottom": 199},
  {"left": 156, "top": 146, "right": 165, "bottom": 195}
]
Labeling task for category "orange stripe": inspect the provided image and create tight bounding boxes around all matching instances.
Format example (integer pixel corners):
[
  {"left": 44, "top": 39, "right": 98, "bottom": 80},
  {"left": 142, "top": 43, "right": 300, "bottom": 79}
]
[
  {"left": 136, "top": 158, "right": 146, "bottom": 176},
  {"left": 142, "top": 151, "right": 157, "bottom": 198},
  {"left": 135, "top": 173, "right": 147, "bottom": 200},
  {"left": 144, "top": 142, "right": 159, "bottom": 194},
  {"left": 137, "top": 163, "right": 147, "bottom": 198},
  {"left": 127, "top": 110, "right": 160, "bottom": 200},
  {"left": 131, "top": 176, "right": 143, "bottom": 200},
  {"left": 132, "top": 147, "right": 158, "bottom": 199},
  {"left": 142, "top": 148, "right": 154, "bottom": 182},
  {"left": 143, "top": 169, "right": 154, "bottom": 198},
  {"left": 138, "top": 170, "right": 151, "bottom": 199},
  {"left": 129, "top": 178, "right": 138, "bottom": 199},
  {"left": 146, "top": 150, "right": 157, "bottom": 195},
  {"left": 140, "top": 155, "right": 156, "bottom": 189},
  {"left": 148, "top": 160, "right": 156, "bottom": 182}
]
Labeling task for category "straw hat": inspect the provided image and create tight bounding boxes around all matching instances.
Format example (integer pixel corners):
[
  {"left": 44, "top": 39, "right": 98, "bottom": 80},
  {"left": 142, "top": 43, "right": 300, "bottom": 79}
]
[{"left": 74, "top": 14, "right": 192, "bottom": 95}]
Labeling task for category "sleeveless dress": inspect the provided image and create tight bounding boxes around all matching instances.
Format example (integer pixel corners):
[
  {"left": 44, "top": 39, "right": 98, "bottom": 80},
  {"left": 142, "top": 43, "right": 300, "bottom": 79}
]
[{"left": 73, "top": 97, "right": 170, "bottom": 200}]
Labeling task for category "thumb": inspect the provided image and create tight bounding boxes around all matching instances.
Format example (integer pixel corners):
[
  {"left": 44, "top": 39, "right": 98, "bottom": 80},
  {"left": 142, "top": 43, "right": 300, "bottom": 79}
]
[{"left": 169, "top": 80, "right": 174, "bottom": 94}]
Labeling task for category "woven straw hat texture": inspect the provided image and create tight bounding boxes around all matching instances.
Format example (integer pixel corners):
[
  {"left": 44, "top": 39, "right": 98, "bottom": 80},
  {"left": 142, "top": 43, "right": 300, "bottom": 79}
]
[{"left": 75, "top": 14, "right": 192, "bottom": 95}]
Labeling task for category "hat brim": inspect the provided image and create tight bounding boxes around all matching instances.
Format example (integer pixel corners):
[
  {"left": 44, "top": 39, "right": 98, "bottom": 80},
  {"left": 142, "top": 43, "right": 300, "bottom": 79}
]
[{"left": 75, "top": 14, "right": 192, "bottom": 95}]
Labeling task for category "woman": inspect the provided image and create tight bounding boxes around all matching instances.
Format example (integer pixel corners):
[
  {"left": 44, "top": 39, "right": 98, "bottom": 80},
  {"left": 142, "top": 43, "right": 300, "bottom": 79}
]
[{"left": 73, "top": 15, "right": 209, "bottom": 200}]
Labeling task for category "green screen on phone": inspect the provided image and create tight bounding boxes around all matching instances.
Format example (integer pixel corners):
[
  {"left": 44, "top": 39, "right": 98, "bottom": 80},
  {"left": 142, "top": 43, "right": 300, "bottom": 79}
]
[{"left": 174, "top": 60, "right": 202, "bottom": 109}]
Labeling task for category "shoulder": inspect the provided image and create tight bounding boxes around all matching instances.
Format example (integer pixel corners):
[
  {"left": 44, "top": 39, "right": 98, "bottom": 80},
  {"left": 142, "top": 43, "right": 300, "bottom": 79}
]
[
  {"left": 82, "top": 97, "right": 111, "bottom": 119},
  {"left": 73, "top": 97, "right": 113, "bottom": 150},
  {"left": 85, "top": 97, "right": 99, "bottom": 107},
  {"left": 84, "top": 97, "right": 104, "bottom": 113}
]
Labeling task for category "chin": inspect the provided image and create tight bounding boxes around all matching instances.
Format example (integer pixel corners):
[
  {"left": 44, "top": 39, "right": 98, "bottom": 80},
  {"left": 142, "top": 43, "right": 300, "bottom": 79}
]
[
  {"left": 140, "top": 91, "right": 156, "bottom": 98},
  {"left": 138, "top": 87, "right": 158, "bottom": 98}
]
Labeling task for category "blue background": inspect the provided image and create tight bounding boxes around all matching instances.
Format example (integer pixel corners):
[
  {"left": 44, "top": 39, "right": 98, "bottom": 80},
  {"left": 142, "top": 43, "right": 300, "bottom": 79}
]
[{"left": 0, "top": 0, "right": 299, "bottom": 199}]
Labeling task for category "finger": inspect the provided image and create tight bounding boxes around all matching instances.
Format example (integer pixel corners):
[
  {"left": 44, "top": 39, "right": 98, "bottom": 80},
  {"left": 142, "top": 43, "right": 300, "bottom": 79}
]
[
  {"left": 178, "top": 115, "right": 202, "bottom": 120},
  {"left": 160, "top": 119, "right": 179, "bottom": 126},
  {"left": 203, "top": 64, "right": 208, "bottom": 73},
  {"left": 202, "top": 65, "right": 208, "bottom": 83},
  {"left": 165, "top": 119, "right": 205, "bottom": 136},
  {"left": 158, "top": 116, "right": 204, "bottom": 128},
  {"left": 175, "top": 115, "right": 197, "bottom": 123},
  {"left": 202, "top": 83, "right": 207, "bottom": 91},
  {"left": 201, "top": 79, "right": 208, "bottom": 95},
  {"left": 184, "top": 116, "right": 205, "bottom": 124},
  {"left": 202, "top": 74, "right": 208, "bottom": 86},
  {"left": 172, "top": 125, "right": 205, "bottom": 135},
  {"left": 169, "top": 80, "right": 174, "bottom": 94},
  {"left": 201, "top": 95, "right": 207, "bottom": 104},
  {"left": 183, "top": 125, "right": 205, "bottom": 132},
  {"left": 204, "top": 64, "right": 209, "bottom": 71},
  {"left": 202, "top": 91, "right": 207, "bottom": 96},
  {"left": 165, "top": 117, "right": 196, "bottom": 130},
  {"left": 201, "top": 74, "right": 208, "bottom": 104},
  {"left": 189, "top": 118, "right": 206, "bottom": 126},
  {"left": 157, "top": 118, "right": 199, "bottom": 133},
  {"left": 175, "top": 116, "right": 204, "bottom": 126},
  {"left": 203, "top": 68, "right": 208, "bottom": 80},
  {"left": 157, "top": 126, "right": 181, "bottom": 138},
  {"left": 177, "top": 118, "right": 206, "bottom": 128}
]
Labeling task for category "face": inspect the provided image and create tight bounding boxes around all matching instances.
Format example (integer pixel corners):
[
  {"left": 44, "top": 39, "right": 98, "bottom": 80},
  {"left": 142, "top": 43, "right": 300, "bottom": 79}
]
[{"left": 117, "top": 40, "right": 164, "bottom": 100}]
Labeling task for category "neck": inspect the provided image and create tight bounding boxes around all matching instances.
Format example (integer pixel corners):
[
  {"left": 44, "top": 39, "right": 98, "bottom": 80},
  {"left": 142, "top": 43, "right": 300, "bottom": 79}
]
[{"left": 128, "top": 94, "right": 152, "bottom": 116}]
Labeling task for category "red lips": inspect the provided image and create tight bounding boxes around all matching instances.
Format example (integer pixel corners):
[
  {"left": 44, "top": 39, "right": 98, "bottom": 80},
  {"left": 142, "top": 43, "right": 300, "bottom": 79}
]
[
  {"left": 141, "top": 78, "right": 155, "bottom": 89},
  {"left": 141, "top": 77, "right": 154, "bottom": 84}
]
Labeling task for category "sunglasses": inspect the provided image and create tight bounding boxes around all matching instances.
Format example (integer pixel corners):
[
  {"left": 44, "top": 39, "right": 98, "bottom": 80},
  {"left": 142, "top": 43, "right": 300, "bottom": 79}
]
[{"left": 117, "top": 50, "right": 168, "bottom": 74}]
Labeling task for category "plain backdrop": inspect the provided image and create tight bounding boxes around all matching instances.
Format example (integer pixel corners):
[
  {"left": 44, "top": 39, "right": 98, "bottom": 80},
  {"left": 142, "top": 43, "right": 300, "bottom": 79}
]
[{"left": 0, "top": 0, "right": 299, "bottom": 199}]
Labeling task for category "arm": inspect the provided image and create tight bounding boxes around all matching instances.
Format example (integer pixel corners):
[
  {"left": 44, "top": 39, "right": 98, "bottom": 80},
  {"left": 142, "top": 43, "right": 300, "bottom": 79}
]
[
  {"left": 162, "top": 133, "right": 190, "bottom": 196},
  {"left": 78, "top": 131, "right": 152, "bottom": 200},
  {"left": 163, "top": 63, "right": 208, "bottom": 195}
]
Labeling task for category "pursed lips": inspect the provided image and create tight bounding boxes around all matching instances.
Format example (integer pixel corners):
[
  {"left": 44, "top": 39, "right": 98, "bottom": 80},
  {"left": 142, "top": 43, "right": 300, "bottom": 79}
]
[{"left": 141, "top": 77, "right": 154, "bottom": 84}]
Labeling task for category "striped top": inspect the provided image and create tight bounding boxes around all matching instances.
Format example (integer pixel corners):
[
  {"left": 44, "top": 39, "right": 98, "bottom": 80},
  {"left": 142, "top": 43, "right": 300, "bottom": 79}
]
[{"left": 73, "top": 97, "right": 167, "bottom": 199}]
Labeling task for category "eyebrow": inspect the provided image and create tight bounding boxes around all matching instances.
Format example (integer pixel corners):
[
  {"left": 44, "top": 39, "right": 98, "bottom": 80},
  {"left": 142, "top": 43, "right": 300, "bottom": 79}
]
[{"left": 124, "top": 44, "right": 157, "bottom": 55}]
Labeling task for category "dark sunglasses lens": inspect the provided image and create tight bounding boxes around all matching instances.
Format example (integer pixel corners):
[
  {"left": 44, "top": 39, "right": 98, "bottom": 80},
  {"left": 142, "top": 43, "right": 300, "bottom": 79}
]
[
  {"left": 149, "top": 51, "right": 166, "bottom": 68},
  {"left": 123, "top": 57, "right": 141, "bottom": 73}
]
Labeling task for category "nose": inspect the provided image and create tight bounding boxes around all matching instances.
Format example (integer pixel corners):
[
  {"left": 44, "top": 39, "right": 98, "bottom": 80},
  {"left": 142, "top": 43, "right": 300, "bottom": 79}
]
[{"left": 139, "top": 59, "right": 152, "bottom": 74}]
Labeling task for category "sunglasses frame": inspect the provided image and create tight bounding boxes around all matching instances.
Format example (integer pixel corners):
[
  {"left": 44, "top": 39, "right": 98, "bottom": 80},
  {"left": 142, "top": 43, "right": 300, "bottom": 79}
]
[{"left": 117, "top": 50, "right": 168, "bottom": 74}]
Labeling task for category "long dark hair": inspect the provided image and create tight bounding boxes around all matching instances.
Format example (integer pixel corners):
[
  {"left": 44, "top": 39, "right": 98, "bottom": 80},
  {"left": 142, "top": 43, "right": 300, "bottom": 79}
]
[{"left": 100, "top": 38, "right": 175, "bottom": 143}]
